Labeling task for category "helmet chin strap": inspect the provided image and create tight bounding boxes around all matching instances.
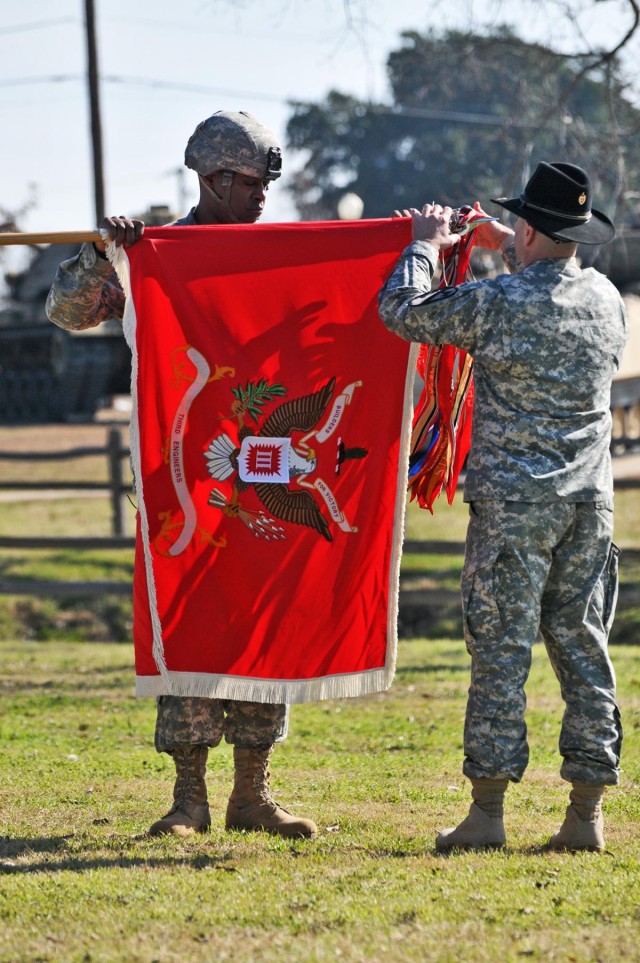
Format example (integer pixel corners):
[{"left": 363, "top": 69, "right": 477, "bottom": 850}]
[{"left": 199, "top": 172, "right": 241, "bottom": 224}]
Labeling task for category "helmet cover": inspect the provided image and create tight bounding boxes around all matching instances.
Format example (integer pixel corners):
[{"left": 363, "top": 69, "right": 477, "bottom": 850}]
[{"left": 184, "top": 110, "right": 282, "bottom": 181}]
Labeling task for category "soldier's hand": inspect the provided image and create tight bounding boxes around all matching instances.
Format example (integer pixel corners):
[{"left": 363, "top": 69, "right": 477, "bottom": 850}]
[
  {"left": 471, "top": 201, "right": 513, "bottom": 251},
  {"left": 411, "top": 203, "right": 460, "bottom": 251},
  {"left": 94, "top": 216, "right": 145, "bottom": 253}
]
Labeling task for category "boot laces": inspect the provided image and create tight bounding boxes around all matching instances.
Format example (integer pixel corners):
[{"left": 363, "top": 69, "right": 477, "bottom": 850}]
[
  {"left": 173, "top": 750, "right": 202, "bottom": 809},
  {"left": 253, "top": 757, "right": 277, "bottom": 806}
]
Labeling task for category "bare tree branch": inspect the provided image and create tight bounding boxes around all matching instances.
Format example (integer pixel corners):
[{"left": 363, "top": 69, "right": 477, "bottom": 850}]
[{"left": 558, "top": 0, "right": 640, "bottom": 103}]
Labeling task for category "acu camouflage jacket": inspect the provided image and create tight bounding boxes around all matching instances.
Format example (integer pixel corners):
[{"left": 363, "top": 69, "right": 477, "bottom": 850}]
[{"left": 379, "top": 240, "right": 628, "bottom": 506}]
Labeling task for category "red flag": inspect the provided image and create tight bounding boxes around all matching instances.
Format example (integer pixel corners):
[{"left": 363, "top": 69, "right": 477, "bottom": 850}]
[{"left": 110, "top": 220, "right": 414, "bottom": 702}]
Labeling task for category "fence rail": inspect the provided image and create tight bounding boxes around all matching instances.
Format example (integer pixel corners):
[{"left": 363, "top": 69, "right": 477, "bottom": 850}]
[
  {"left": 0, "top": 536, "right": 134, "bottom": 549},
  {"left": 0, "top": 427, "right": 132, "bottom": 537}
]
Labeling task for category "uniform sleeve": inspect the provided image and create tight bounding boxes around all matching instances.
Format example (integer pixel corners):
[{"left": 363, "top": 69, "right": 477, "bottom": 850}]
[
  {"left": 378, "top": 239, "right": 503, "bottom": 354},
  {"left": 45, "top": 242, "right": 126, "bottom": 331}
]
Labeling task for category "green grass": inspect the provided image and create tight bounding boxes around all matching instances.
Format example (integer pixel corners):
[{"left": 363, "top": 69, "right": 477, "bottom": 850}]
[
  {"left": 1, "top": 637, "right": 639, "bottom": 963},
  {"left": 1, "top": 459, "right": 639, "bottom": 960},
  {"left": 0, "top": 548, "right": 134, "bottom": 643},
  {"left": 0, "top": 497, "right": 137, "bottom": 539}
]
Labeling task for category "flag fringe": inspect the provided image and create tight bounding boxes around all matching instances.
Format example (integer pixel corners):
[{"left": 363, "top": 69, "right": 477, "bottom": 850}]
[
  {"left": 107, "top": 238, "right": 171, "bottom": 686},
  {"left": 135, "top": 666, "right": 397, "bottom": 704},
  {"left": 383, "top": 339, "right": 420, "bottom": 686}
]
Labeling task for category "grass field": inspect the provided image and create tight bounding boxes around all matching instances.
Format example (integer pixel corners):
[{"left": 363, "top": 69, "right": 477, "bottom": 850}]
[
  {"left": 1, "top": 638, "right": 639, "bottom": 963},
  {"left": 1, "top": 424, "right": 639, "bottom": 961}
]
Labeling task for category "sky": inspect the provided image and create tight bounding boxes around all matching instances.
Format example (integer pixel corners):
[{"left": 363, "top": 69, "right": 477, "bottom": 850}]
[{"left": 0, "top": 0, "right": 638, "bottom": 252}]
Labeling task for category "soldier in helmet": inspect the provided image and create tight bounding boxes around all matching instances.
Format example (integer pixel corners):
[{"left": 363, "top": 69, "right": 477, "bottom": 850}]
[
  {"left": 47, "top": 111, "right": 284, "bottom": 328},
  {"left": 46, "top": 111, "right": 317, "bottom": 841}
]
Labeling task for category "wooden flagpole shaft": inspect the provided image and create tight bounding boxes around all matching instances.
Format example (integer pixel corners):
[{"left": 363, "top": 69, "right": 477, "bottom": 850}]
[{"left": 0, "top": 231, "right": 103, "bottom": 246}]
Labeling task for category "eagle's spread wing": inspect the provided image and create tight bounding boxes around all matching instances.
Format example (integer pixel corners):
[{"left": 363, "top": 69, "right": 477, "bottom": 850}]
[
  {"left": 260, "top": 377, "right": 336, "bottom": 438},
  {"left": 254, "top": 483, "right": 332, "bottom": 542}
]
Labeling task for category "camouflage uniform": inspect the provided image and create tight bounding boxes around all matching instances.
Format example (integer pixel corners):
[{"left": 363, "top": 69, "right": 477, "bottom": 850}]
[
  {"left": 46, "top": 212, "right": 196, "bottom": 333},
  {"left": 379, "top": 240, "right": 627, "bottom": 785},
  {"left": 46, "top": 221, "right": 288, "bottom": 753}
]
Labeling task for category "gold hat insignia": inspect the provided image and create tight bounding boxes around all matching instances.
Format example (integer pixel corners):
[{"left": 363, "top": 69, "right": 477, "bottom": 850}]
[{"left": 578, "top": 192, "right": 587, "bottom": 205}]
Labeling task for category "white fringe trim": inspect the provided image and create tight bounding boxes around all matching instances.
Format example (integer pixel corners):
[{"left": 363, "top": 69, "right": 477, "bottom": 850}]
[
  {"left": 383, "top": 340, "right": 419, "bottom": 680},
  {"left": 106, "top": 238, "right": 170, "bottom": 687},
  {"left": 135, "top": 666, "right": 396, "bottom": 704}
]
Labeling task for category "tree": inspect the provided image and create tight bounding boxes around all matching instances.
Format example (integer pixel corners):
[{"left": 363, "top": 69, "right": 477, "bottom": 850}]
[{"left": 285, "top": 27, "right": 640, "bottom": 223}]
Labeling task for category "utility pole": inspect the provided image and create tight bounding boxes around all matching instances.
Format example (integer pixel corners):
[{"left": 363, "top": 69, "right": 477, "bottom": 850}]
[
  {"left": 174, "top": 167, "right": 188, "bottom": 213},
  {"left": 84, "top": 0, "right": 105, "bottom": 223}
]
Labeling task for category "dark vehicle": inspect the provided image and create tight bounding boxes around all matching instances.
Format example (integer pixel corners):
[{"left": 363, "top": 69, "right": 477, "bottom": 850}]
[
  {"left": 0, "top": 205, "right": 178, "bottom": 424},
  {"left": 0, "top": 241, "right": 131, "bottom": 424}
]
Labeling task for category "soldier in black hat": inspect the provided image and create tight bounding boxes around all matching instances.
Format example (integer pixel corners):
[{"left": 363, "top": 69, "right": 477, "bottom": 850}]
[
  {"left": 47, "top": 111, "right": 317, "bottom": 842},
  {"left": 379, "top": 162, "right": 627, "bottom": 853}
]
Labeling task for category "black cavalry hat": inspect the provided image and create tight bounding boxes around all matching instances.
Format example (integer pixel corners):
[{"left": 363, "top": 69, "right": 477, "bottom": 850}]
[{"left": 491, "top": 162, "right": 615, "bottom": 245}]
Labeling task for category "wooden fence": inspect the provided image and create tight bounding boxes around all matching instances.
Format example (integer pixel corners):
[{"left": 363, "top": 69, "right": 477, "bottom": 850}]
[
  {"left": 0, "top": 427, "right": 132, "bottom": 537},
  {"left": 611, "top": 376, "right": 640, "bottom": 455},
  {"left": 1, "top": 384, "right": 639, "bottom": 599},
  {"left": 0, "top": 427, "right": 133, "bottom": 597}
]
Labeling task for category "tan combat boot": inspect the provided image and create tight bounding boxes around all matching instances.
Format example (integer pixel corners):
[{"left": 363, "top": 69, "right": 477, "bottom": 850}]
[
  {"left": 548, "top": 782, "right": 606, "bottom": 852},
  {"left": 436, "top": 778, "right": 508, "bottom": 852},
  {"left": 148, "top": 746, "right": 211, "bottom": 837},
  {"left": 225, "top": 746, "right": 317, "bottom": 839}
]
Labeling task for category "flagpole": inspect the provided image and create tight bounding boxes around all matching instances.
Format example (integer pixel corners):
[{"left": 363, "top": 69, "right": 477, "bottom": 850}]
[{"left": 0, "top": 231, "right": 103, "bottom": 246}]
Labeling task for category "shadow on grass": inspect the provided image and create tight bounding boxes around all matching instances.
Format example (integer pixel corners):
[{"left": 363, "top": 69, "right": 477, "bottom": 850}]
[
  {"left": 2, "top": 839, "right": 606, "bottom": 874},
  {"left": 0, "top": 833, "right": 236, "bottom": 876},
  {"left": 432, "top": 843, "right": 616, "bottom": 858},
  {"left": 1, "top": 597, "right": 133, "bottom": 643},
  {"left": 0, "top": 842, "right": 239, "bottom": 875},
  {"left": 0, "top": 835, "right": 77, "bottom": 858}
]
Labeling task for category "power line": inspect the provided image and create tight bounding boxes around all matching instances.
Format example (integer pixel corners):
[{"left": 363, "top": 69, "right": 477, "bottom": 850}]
[
  {"left": 101, "top": 74, "right": 284, "bottom": 103},
  {"left": 0, "top": 75, "right": 80, "bottom": 87},
  {"left": 0, "top": 73, "right": 624, "bottom": 132},
  {"left": 0, "top": 73, "right": 286, "bottom": 104},
  {"left": 0, "top": 72, "right": 511, "bottom": 118},
  {"left": 0, "top": 17, "right": 75, "bottom": 36}
]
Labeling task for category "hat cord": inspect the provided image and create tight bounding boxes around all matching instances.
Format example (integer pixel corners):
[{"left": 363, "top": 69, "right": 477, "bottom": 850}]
[{"left": 520, "top": 195, "right": 592, "bottom": 221}]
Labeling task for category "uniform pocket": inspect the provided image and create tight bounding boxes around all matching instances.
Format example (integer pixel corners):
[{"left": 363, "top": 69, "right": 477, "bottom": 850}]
[
  {"left": 602, "top": 542, "right": 620, "bottom": 635},
  {"left": 461, "top": 541, "right": 505, "bottom": 654},
  {"left": 463, "top": 502, "right": 504, "bottom": 576}
]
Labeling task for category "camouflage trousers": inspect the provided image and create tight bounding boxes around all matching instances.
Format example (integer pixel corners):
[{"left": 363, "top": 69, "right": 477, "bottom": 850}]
[
  {"left": 154, "top": 697, "right": 289, "bottom": 754},
  {"left": 461, "top": 500, "right": 621, "bottom": 786}
]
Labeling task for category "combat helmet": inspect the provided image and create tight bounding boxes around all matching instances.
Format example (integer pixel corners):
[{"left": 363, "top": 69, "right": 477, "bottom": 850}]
[{"left": 184, "top": 110, "right": 282, "bottom": 181}]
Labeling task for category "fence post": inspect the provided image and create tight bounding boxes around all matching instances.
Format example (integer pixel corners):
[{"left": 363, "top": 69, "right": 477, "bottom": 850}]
[{"left": 107, "top": 427, "right": 124, "bottom": 537}]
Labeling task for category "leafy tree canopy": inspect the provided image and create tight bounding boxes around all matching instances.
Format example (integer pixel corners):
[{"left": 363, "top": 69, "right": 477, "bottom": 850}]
[{"left": 285, "top": 27, "right": 640, "bottom": 223}]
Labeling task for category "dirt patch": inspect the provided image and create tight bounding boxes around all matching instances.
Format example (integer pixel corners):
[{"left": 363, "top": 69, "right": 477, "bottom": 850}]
[{"left": 0, "top": 416, "right": 130, "bottom": 454}]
